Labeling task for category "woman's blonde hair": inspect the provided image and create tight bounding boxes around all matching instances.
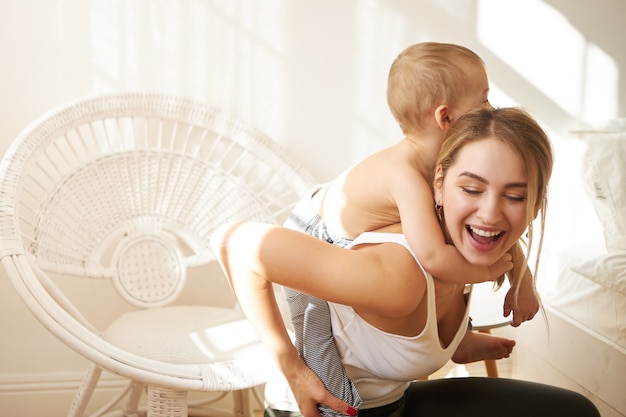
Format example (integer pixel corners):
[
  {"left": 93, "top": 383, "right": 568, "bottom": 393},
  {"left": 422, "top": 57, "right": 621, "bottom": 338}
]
[
  {"left": 436, "top": 107, "right": 554, "bottom": 294},
  {"left": 387, "top": 42, "right": 485, "bottom": 135}
]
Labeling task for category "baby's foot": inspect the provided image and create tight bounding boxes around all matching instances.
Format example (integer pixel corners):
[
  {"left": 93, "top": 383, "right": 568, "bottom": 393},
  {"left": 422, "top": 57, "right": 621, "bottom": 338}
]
[{"left": 452, "top": 331, "right": 515, "bottom": 364}]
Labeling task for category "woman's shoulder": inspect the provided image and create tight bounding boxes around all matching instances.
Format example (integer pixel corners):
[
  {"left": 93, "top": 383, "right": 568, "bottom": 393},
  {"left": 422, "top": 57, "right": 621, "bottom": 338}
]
[
  {"left": 344, "top": 232, "right": 430, "bottom": 319},
  {"left": 349, "top": 232, "right": 429, "bottom": 279}
]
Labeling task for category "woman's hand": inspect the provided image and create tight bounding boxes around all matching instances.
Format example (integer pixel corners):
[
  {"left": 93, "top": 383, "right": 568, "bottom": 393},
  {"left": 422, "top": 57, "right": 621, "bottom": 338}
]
[{"left": 283, "top": 355, "right": 358, "bottom": 417}]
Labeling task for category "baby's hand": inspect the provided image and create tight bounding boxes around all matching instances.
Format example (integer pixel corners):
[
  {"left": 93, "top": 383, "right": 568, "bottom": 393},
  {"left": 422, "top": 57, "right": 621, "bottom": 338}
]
[
  {"left": 503, "top": 274, "right": 539, "bottom": 327},
  {"left": 488, "top": 252, "right": 513, "bottom": 281}
]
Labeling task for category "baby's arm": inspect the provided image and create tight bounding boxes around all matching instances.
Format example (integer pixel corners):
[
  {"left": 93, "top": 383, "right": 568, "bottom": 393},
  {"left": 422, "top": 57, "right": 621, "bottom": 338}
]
[
  {"left": 503, "top": 242, "right": 539, "bottom": 326},
  {"left": 395, "top": 174, "right": 512, "bottom": 284}
]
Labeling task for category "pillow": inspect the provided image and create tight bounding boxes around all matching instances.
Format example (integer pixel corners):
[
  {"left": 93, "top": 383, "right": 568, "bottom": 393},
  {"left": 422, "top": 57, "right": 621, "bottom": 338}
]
[
  {"left": 571, "top": 119, "right": 626, "bottom": 252},
  {"left": 571, "top": 251, "right": 626, "bottom": 294}
]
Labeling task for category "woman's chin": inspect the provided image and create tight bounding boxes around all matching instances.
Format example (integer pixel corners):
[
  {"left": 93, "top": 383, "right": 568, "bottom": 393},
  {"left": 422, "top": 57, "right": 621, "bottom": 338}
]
[{"left": 460, "top": 240, "right": 506, "bottom": 267}]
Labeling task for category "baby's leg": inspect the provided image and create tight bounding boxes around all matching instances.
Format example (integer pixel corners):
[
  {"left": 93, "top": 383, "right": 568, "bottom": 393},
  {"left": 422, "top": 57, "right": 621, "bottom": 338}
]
[
  {"left": 284, "top": 287, "right": 362, "bottom": 416},
  {"left": 282, "top": 186, "right": 361, "bottom": 415},
  {"left": 451, "top": 329, "right": 515, "bottom": 364}
]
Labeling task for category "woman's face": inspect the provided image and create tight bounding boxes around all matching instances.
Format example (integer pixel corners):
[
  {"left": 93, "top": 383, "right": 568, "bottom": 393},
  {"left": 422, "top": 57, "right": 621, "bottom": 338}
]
[{"left": 434, "top": 137, "right": 530, "bottom": 267}]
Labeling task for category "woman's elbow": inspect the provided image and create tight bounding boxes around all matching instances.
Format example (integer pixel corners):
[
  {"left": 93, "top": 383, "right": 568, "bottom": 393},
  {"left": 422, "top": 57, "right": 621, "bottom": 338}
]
[{"left": 210, "top": 221, "right": 267, "bottom": 279}]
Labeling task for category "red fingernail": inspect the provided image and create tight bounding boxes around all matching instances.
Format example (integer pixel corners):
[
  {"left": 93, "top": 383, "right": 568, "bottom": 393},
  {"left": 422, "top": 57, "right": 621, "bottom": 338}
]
[{"left": 347, "top": 406, "right": 358, "bottom": 416}]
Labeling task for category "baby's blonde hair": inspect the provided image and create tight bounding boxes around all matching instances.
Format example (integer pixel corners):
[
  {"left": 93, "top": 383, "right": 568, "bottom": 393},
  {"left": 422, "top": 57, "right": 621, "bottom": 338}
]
[{"left": 387, "top": 42, "right": 485, "bottom": 135}]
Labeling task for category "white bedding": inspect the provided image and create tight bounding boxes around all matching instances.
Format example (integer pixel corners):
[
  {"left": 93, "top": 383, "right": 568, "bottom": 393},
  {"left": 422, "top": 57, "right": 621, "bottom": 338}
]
[
  {"left": 513, "top": 124, "right": 626, "bottom": 416},
  {"left": 537, "top": 242, "right": 626, "bottom": 350},
  {"left": 515, "top": 239, "right": 626, "bottom": 417},
  {"left": 535, "top": 125, "right": 626, "bottom": 349}
]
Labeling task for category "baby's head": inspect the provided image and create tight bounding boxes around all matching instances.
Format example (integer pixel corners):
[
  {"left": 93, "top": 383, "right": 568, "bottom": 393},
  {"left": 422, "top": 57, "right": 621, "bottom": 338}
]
[{"left": 387, "top": 42, "right": 487, "bottom": 135}]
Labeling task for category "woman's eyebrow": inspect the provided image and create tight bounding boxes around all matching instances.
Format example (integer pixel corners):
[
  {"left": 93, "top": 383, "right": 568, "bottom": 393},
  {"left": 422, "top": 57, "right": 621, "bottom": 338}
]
[{"left": 458, "top": 171, "right": 527, "bottom": 188}]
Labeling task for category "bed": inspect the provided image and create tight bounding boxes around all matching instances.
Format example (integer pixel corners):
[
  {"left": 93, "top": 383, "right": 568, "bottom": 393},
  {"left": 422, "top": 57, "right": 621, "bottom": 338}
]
[{"left": 512, "top": 120, "right": 626, "bottom": 417}]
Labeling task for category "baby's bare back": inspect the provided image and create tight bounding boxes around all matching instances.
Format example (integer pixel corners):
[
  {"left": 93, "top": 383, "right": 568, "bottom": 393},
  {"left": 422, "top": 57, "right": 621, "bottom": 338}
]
[{"left": 315, "top": 142, "right": 428, "bottom": 239}]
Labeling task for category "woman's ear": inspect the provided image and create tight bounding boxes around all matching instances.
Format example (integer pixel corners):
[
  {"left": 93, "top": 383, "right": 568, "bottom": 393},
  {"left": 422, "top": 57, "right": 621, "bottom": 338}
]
[
  {"left": 434, "top": 105, "right": 453, "bottom": 131},
  {"left": 433, "top": 165, "right": 444, "bottom": 204}
]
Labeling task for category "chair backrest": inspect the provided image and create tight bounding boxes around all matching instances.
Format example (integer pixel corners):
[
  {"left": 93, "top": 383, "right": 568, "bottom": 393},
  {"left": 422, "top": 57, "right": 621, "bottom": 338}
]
[{"left": 0, "top": 93, "right": 316, "bottom": 309}]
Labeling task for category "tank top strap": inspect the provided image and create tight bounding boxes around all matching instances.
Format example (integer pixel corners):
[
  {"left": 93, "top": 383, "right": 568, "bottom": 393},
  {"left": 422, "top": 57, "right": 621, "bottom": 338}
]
[
  {"left": 348, "top": 232, "right": 428, "bottom": 276},
  {"left": 347, "top": 232, "right": 435, "bottom": 313}
]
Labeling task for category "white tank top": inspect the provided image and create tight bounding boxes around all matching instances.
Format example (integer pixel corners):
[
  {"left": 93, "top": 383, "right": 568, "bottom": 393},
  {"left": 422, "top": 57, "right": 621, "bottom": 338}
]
[
  {"left": 329, "top": 232, "right": 471, "bottom": 408},
  {"left": 265, "top": 232, "right": 471, "bottom": 411}
]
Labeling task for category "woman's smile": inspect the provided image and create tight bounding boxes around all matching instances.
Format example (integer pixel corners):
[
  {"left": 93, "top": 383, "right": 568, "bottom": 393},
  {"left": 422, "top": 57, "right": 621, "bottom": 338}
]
[{"left": 466, "top": 225, "right": 505, "bottom": 248}]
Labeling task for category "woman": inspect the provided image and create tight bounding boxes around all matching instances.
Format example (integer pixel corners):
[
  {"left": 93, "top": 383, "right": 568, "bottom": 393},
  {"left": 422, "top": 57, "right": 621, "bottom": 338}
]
[{"left": 211, "top": 107, "right": 599, "bottom": 417}]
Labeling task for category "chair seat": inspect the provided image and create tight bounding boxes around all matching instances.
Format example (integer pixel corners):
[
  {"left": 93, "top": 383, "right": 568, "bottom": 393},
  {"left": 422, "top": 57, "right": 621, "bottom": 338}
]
[{"left": 103, "top": 305, "right": 273, "bottom": 386}]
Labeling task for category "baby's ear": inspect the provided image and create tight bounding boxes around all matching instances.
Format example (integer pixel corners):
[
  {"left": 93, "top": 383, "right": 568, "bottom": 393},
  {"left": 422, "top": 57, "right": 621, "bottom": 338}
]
[{"left": 434, "top": 105, "right": 453, "bottom": 131}]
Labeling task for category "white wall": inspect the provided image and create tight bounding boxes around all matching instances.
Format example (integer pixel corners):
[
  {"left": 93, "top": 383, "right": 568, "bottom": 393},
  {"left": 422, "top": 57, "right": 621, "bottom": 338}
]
[{"left": 1, "top": 1, "right": 624, "bottom": 416}]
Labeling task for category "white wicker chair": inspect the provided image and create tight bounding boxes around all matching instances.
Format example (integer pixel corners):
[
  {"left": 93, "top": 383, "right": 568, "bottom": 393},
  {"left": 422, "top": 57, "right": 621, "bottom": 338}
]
[{"left": 0, "top": 93, "right": 316, "bottom": 417}]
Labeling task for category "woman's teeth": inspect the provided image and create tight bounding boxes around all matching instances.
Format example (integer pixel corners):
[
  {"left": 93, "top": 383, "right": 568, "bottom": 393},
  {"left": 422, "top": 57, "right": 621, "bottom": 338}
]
[{"left": 468, "top": 226, "right": 501, "bottom": 238}]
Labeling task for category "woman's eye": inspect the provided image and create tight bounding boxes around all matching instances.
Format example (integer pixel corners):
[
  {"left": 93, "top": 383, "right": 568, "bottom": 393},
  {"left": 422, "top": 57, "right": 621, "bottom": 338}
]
[
  {"left": 505, "top": 194, "right": 527, "bottom": 202},
  {"left": 462, "top": 187, "right": 481, "bottom": 195}
]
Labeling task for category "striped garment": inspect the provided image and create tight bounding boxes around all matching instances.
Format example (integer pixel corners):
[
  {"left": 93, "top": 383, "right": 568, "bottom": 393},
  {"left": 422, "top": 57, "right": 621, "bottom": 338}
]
[{"left": 282, "top": 185, "right": 362, "bottom": 417}]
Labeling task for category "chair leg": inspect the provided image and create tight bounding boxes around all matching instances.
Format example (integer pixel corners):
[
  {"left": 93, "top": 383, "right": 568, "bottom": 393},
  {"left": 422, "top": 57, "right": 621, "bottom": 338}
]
[
  {"left": 68, "top": 364, "right": 103, "bottom": 417},
  {"left": 483, "top": 359, "right": 499, "bottom": 377},
  {"left": 122, "top": 381, "right": 146, "bottom": 416},
  {"left": 478, "top": 329, "right": 499, "bottom": 377},
  {"left": 147, "top": 385, "right": 188, "bottom": 417},
  {"left": 232, "top": 388, "right": 253, "bottom": 417}
]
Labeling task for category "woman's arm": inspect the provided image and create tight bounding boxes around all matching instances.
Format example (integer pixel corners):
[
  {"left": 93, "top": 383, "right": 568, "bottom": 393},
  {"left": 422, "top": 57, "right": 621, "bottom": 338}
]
[
  {"left": 211, "top": 221, "right": 361, "bottom": 416},
  {"left": 212, "top": 221, "right": 425, "bottom": 318}
]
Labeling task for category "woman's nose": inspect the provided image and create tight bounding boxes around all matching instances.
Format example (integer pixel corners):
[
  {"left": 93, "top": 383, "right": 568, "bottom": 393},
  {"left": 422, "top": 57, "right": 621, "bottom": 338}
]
[{"left": 477, "top": 196, "right": 502, "bottom": 224}]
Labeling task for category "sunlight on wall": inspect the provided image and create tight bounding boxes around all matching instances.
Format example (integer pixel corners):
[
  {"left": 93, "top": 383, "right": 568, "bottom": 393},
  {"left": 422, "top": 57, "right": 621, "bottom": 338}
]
[
  {"left": 488, "top": 84, "right": 517, "bottom": 108},
  {"left": 352, "top": 0, "right": 406, "bottom": 151},
  {"left": 353, "top": 0, "right": 407, "bottom": 128},
  {"left": 477, "top": 0, "right": 618, "bottom": 122},
  {"left": 583, "top": 43, "right": 618, "bottom": 120},
  {"left": 89, "top": 0, "right": 124, "bottom": 89},
  {"left": 188, "top": 2, "right": 210, "bottom": 97},
  {"left": 205, "top": 0, "right": 287, "bottom": 131},
  {"left": 475, "top": 0, "right": 616, "bottom": 255},
  {"left": 85, "top": 0, "right": 288, "bottom": 141},
  {"left": 78, "top": 0, "right": 622, "bottom": 161}
]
